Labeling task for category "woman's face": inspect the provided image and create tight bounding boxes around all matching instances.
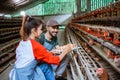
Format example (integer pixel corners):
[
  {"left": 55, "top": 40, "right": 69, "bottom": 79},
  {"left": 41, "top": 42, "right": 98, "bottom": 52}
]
[{"left": 35, "top": 24, "right": 43, "bottom": 38}]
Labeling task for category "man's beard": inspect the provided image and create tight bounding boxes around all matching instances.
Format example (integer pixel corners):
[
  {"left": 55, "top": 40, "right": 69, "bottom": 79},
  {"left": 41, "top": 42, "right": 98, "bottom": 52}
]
[{"left": 49, "top": 31, "right": 58, "bottom": 37}]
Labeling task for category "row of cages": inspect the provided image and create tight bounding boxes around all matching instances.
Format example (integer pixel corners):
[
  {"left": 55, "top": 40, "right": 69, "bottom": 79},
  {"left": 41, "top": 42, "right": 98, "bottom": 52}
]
[
  {"left": 67, "top": 1, "right": 120, "bottom": 78},
  {"left": 65, "top": 28, "right": 107, "bottom": 80},
  {"left": 0, "top": 17, "right": 22, "bottom": 23},
  {"left": 0, "top": 18, "right": 21, "bottom": 44},
  {"left": 0, "top": 18, "right": 21, "bottom": 73},
  {"left": 73, "top": 1, "right": 120, "bottom": 21},
  {"left": 65, "top": 26, "right": 120, "bottom": 80},
  {"left": 0, "top": 18, "right": 22, "bottom": 29},
  {"left": 69, "top": 23, "right": 120, "bottom": 62}
]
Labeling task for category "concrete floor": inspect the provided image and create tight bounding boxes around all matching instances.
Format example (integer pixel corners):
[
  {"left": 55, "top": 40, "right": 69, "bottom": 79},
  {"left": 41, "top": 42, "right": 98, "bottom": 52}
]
[{"left": 0, "top": 65, "right": 12, "bottom": 80}]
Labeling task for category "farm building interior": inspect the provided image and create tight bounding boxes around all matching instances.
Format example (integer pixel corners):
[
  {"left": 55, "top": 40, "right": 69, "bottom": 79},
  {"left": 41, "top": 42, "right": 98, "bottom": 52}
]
[{"left": 0, "top": 0, "right": 120, "bottom": 80}]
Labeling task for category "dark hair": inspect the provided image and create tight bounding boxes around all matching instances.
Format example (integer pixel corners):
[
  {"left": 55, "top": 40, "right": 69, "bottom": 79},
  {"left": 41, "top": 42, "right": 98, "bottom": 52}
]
[{"left": 20, "top": 15, "right": 43, "bottom": 40}]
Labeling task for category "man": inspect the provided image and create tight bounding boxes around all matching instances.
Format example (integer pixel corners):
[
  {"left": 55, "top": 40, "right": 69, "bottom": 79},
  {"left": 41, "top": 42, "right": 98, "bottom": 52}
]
[{"left": 37, "top": 19, "right": 69, "bottom": 80}]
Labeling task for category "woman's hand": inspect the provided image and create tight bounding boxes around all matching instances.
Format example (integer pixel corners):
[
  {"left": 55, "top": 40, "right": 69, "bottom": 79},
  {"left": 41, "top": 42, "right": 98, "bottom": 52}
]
[
  {"left": 50, "top": 49, "right": 62, "bottom": 55},
  {"left": 63, "top": 44, "right": 76, "bottom": 54},
  {"left": 58, "top": 43, "right": 76, "bottom": 61}
]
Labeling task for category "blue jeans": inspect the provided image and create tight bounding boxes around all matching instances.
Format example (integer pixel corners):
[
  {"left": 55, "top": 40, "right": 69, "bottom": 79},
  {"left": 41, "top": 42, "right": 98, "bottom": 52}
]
[
  {"left": 38, "top": 63, "right": 55, "bottom": 80},
  {"left": 52, "top": 55, "right": 69, "bottom": 76}
]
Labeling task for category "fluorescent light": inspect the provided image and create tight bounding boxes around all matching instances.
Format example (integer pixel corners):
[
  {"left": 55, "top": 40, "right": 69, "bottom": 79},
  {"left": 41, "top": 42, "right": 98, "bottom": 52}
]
[
  {"left": 20, "top": 11, "right": 25, "bottom": 16},
  {"left": 13, "top": 0, "right": 21, "bottom": 3}
]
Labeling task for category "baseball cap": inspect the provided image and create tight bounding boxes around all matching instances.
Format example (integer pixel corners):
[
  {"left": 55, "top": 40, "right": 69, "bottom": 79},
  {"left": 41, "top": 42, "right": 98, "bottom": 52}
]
[{"left": 46, "top": 19, "right": 60, "bottom": 27}]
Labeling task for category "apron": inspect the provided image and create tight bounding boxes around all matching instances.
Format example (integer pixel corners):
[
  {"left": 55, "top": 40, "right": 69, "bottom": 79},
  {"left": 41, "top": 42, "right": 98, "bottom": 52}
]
[
  {"left": 43, "top": 39, "right": 58, "bottom": 75},
  {"left": 43, "top": 40, "right": 56, "bottom": 51},
  {"left": 9, "top": 60, "right": 46, "bottom": 80}
]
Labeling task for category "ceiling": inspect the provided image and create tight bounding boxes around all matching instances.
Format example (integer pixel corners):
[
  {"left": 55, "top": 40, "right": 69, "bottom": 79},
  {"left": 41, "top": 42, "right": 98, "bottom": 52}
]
[{"left": 0, "top": 0, "right": 48, "bottom": 14}]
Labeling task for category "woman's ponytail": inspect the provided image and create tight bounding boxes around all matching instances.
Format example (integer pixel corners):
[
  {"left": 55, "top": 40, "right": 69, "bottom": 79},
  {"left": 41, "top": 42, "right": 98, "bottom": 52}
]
[
  {"left": 20, "top": 15, "right": 29, "bottom": 40},
  {"left": 20, "top": 15, "right": 43, "bottom": 40}
]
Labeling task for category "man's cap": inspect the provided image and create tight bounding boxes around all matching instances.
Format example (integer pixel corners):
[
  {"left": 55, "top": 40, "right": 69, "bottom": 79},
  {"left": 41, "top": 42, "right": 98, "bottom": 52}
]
[{"left": 46, "top": 19, "right": 60, "bottom": 27}]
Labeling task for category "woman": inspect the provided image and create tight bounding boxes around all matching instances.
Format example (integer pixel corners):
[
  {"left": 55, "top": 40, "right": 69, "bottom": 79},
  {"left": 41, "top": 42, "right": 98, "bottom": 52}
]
[{"left": 9, "top": 15, "right": 74, "bottom": 80}]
